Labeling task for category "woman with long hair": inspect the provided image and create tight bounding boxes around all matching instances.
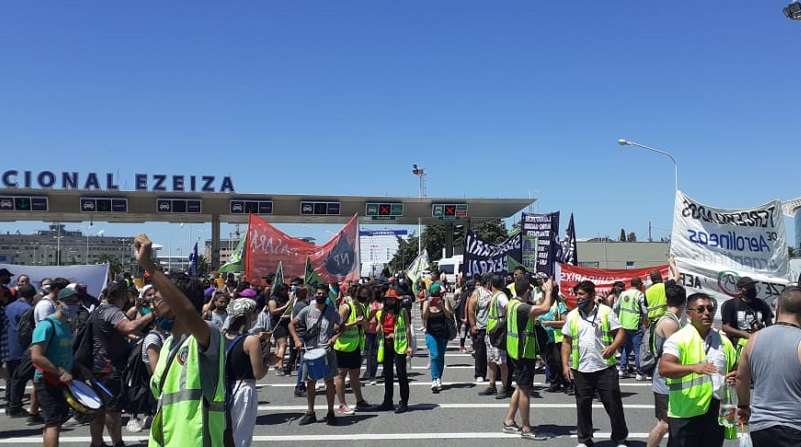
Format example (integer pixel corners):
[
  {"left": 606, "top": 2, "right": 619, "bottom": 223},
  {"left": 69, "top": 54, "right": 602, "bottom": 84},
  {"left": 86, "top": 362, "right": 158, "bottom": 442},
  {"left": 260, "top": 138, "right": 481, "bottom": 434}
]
[
  {"left": 422, "top": 283, "right": 453, "bottom": 393},
  {"left": 224, "top": 298, "right": 267, "bottom": 447}
]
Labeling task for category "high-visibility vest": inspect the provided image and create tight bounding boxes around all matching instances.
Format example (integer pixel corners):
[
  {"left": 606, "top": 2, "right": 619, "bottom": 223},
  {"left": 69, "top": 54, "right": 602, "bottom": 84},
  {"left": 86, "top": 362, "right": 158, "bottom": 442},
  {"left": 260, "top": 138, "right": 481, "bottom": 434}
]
[
  {"left": 566, "top": 305, "right": 616, "bottom": 370},
  {"left": 334, "top": 300, "right": 360, "bottom": 353},
  {"left": 149, "top": 332, "right": 226, "bottom": 447},
  {"left": 553, "top": 299, "right": 565, "bottom": 344},
  {"left": 618, "top": 289, "right": 644, "bottom": 330},
  {"left": 666, "top": 325, "right": 736, "bottom": 419},
  {"left": 376, "top": 309, "right": 409, "bottom": 362},
  {"left": 646, "top": 283, "right": 667, "bottom": 322},
  {"left": 506, "top": 300, "right": 537, "bottom": 360},
  {"left": 486, "top": 292, "right": 505, "bottom": 334}
]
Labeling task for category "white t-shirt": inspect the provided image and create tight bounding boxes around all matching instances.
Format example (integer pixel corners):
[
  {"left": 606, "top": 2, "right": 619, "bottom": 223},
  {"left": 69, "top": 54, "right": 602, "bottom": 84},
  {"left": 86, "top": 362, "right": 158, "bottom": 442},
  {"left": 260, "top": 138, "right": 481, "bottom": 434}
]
[
  {"left": 568, "top": 305, "right": 622, "bottom": 373},
  {"left": 662, "top": 329, "right": 729, "bottom": 400},
  {"left": 33, "top": 297, "right": 57, "bottom": 325}
]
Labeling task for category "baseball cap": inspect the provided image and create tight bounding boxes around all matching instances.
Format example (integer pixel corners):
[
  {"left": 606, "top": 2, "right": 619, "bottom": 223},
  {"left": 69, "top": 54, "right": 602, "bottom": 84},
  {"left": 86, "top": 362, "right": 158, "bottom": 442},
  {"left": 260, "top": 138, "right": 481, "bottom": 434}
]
[
  {"left": 0, "top": 268, "right": 14, "bottom": 277},
  {"left": 57, "top": 288, "right": 79, "bottom": 301},
  {"left": 736, "top": 277, "right": 756, "bottom": 288},
  {"left": 429, "top": 283, "right": 443, "bottom": 297}
]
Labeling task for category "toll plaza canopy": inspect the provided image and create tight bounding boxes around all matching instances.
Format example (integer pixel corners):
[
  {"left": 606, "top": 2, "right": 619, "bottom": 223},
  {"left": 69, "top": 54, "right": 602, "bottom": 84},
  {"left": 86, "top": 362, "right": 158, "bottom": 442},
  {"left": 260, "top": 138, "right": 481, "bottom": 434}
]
[{"left": 0, "top": 187, "right": 534, "bottom": 267}]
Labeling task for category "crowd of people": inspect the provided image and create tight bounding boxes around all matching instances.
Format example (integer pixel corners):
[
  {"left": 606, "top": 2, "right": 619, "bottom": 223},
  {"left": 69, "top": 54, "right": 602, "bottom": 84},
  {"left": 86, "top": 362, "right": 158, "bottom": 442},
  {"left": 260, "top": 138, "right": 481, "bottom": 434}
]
[{"left": 1, "top": 243, "right": 800, "bottom": 447}]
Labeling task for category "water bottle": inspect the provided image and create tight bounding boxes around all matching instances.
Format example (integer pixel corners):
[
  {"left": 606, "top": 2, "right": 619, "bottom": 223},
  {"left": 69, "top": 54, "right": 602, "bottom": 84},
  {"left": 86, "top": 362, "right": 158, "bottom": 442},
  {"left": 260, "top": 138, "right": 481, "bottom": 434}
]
[
  {"left": 718, "top": 379, "right": 737, "bottom": 428},
  {"left": 739, "top": 424, "right": 753, "bottom": 447}
]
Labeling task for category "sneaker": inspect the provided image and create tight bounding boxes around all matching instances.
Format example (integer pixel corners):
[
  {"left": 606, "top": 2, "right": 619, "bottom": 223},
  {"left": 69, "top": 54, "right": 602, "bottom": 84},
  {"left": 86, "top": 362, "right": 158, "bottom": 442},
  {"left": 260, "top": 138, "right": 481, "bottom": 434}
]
[
  {"left": 618, "top": 369, "right": 627, "bottom": 378},
  {"left": 565, "top": 386, "right": 575, "bottom": 396},
  {"left": 7, "top": 408, "right": 30, "bottom": 418},
  {"left": 126, "top": 417, "right": 143, "bottom": 433},
  {"left": 355, "top": 400, "right": 371, "bottom": 411},
  {"left": 298, "top": 412, "right": 316, "bottom": 426},
  {"left": 431, "top": 381, "right": 438, "bottom": 391},
  {"left": 576, "top": 444, "right": 589, "bottom": 447},
  {"left": 478, "top": 387, "right": 498, "bottom": 396},
  {"left": 294, "top": 387, "right": 307, "bottom": 397},
  {"left": 325, "top": 410, "right": 338, "bottom": 426},
  {"left": 502, "top": 422, "right": 522, "bottom": 434},
  {"left": 495, "top": 389, "right": 509, "bottom": 399},
  {"left": 475, "top": 377, "right": 485, "bottom": 384},
  {"left": 369, "top": 379, "right": 377, "bottom": 386},
  {"left": 635, "top": 374, "right": 646, "bottom": 381},
  {"left": 315, "top": 383, "right": 325, "bottom": 391},
  {"left": 521, "top": 430, "right": 548, "bottom": 441},
  {"left": 26, "top": 413, "right": 44, "bottom": 425},
  {"left": 394, "top": 402, "right": 408, "bottom": 414},
  {"left": 616, "top": 443, "right": 629, "bottom": 447},
  {"left": 544, "top": 384, "right": 562, "bottom": 393},
  {"left": 337, "top": 405, "right": 355, "bottom": 416},
  {"left": 376, "top": 401, "right": 394, "bottom": 411},
  {"left": 435, "top": 378, "right": 443, "bottom": 390}
]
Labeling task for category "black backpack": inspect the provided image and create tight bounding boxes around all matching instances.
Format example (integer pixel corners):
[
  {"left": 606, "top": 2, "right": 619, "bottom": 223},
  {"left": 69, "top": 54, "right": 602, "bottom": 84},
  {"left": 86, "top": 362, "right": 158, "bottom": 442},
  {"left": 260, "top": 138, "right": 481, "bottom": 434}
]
[
  {"left": 72, "top": 310, "right": 95, "bottom": 373},
  {"left": 122, "top": 334, "right": 158, "bottom": 414},
  {"left": 16, "top": 307, "right": 36, "bottom": 350}
]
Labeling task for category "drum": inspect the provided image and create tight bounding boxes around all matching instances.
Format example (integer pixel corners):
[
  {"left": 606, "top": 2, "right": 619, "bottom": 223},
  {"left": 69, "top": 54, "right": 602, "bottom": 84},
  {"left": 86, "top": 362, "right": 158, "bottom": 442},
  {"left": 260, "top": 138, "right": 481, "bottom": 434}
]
[
  {"left": 304, "top": 347, "right": 330, "bottom": 380},
  {"left": 64, "top": 381, "right": 103, "bottom": 415}
]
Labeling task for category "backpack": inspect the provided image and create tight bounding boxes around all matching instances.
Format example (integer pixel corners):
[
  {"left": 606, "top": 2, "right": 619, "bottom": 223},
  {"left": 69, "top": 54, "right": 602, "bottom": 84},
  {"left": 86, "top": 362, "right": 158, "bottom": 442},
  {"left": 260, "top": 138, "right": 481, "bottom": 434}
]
[
  {"left": 122, "top": 333, "right": 158, "bottom": 414},
  {"left": 16, "top": 307, "right": 36, "bottom": 350},
  {"left": 72, "top": 310, "right": 95, "bottom": 374},
  {"left": 223, "top": 334, "right": 246, "bottom": 447},
  {"left": 639, "top": 313, "right": 679, "bottom": 376}
]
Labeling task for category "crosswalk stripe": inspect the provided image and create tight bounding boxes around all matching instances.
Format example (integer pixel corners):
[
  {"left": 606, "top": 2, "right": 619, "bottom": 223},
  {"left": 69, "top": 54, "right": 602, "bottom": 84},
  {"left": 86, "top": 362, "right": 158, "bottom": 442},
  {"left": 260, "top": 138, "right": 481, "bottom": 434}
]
[{"left": 255, "top": 403, "right": 655, "bottom": 411}]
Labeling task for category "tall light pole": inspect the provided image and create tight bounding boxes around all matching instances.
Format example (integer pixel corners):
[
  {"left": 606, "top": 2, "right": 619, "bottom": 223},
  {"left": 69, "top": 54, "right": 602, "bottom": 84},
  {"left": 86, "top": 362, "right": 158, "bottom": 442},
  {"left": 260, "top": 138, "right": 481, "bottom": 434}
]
[
  {"left": 618, "top": 139, "right": 679, "bottom": 192},
  {"left": 412, "top": 164, "right": 427, "bottom": 256}
]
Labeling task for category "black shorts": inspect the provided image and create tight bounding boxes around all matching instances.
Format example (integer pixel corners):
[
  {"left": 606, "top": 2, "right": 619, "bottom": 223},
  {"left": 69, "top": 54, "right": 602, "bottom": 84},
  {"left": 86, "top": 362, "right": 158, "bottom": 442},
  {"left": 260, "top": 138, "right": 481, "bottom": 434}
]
[
  {"left": 513, "top": 357, "right": 537, "bottom": 390},
  {"left": 34, "top": 379, "right": 70, "bottom": 428},
  {"left": 335, "top": 348, "right": 362, "bottom": 370},
  {"left": 272, "top": 321, "right": 289, "bottom": 340},
  {"left": 93, "top": 371, "right": 126, "bottom": 413},
  {"left": 654, "top": 392, "right": 669, "bottom": 421}
]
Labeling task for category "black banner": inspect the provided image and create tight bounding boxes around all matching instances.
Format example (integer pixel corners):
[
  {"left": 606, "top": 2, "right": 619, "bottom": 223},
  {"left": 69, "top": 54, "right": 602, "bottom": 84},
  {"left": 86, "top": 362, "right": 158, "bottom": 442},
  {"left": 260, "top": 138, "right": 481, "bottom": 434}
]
[
  {"left": 521, "top": 212, "right": 560, "bottom": 277},
  {"left": 463, "top": 231, "right": 521, "bottom": 277}
]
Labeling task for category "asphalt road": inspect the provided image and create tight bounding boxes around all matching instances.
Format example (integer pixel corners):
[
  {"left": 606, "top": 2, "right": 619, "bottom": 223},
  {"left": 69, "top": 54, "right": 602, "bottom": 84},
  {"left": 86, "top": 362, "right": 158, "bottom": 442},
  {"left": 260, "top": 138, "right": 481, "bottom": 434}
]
[{"left": 0, "top": 305, "right": 744, "bottom": 447}]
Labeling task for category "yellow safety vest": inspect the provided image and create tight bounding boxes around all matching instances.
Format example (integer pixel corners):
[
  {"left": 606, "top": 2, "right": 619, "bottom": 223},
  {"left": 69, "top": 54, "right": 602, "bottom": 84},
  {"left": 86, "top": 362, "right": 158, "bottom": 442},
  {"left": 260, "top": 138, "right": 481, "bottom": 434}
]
[
  {"left": 506, "top": 300, "right": 537, "bottom": 360},
  {"left": 334, "top": 300, "right": 360, "bottom": 353},
  {"left": 486, "top": 292, "right": 504, "bottom": 334},
  {"left": 646, "top": 283, "right": 667, "bottom": 322},
  {"left": 376, "top": 309, "right": 409, "bottom": 362},
  {"left": 149, "top": 332, "right": 226, "bottom": 447},
  {"left": 618, "top": 289, "right": 644, "bottom": 330},
  {"left": 566, "top": 305, "right": 616, "bottom": 370},
  {"left": 666, "top": 325, "right": 736, "bottom": 419}
]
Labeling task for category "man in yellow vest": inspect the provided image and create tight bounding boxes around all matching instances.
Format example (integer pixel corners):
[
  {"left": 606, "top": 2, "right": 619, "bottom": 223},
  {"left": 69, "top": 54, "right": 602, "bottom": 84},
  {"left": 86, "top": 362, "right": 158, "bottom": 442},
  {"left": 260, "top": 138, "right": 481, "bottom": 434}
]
[
  {"left": 646, "top": 257, "right": 679, "bottom": 324},
  {"left": 502, "top": 277, "right": 556, "bottom": 441},
  {"left": 613, "top": 277, "right": 648, "bottom": 380},
  {"left": 332, "top": 286, "right": 370, "bottom": 416},
  {"left": 133, "top": 234, "right": 227, "bottom": 447},
  {"left": 659, "top": 292, "right": 737, "bottom": 447},
  {"left": 561, "top": 280, "right": 629, "bottom": 447}
]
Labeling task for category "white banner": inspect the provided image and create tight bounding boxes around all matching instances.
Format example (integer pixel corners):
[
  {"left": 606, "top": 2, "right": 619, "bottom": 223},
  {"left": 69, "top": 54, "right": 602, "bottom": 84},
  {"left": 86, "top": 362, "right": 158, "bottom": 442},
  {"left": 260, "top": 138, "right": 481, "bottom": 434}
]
[
  {"left": 671, "top": 191, "right": 791, "bottom": 307},
  {"left": 0, "top": 263, "right": 110, "bottom": 297}
]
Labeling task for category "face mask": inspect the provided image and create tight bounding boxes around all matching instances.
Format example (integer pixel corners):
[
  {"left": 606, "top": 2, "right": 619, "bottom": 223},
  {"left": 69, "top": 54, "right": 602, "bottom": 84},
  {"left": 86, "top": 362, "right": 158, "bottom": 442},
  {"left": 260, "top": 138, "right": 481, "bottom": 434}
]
[
  {"left": 141, "top": 307, "right": 151, "bottom": 315},
  {"left": 61, "top": 303, "right": 79, "bottom": 317},
  {"left": 291, "top": 285, "right": 298, "bottom": 292},
  {"left": 577, "top": 300, "right": 592, "bottom": 310},
  {"left": 42, "top": 285, "right": 51, "bottom": 294},
  {"left": 399, "top": 279, "right": 405, "bottom": 285},
  {"left": 315, "top": 297, "right": 327, "bottom": 305},
  {"left": 156, "top": 316, "right": 175, "bottom": 331},
  {"left": 744, "top": 289, "right": 757, "bottom": 300}
]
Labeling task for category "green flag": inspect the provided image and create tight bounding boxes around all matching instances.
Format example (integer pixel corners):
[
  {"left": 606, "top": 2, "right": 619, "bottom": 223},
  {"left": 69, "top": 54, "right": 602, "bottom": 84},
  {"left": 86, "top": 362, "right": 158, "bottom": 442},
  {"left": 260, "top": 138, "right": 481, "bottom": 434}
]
[
  {"left": 304, "top": 255, "right": 324, "bottom": 290},
  {"left": 507, "top": 255, "right": 524, "bottom": 274},
  {"left": 219, "top": 233, "right": 247, "bottom": 273},
  {"left": 406, "top": 249, "right": 430, "bottom": 297},
  {"left": 274, "top": 261, "right": 285, "bottom": 287}
]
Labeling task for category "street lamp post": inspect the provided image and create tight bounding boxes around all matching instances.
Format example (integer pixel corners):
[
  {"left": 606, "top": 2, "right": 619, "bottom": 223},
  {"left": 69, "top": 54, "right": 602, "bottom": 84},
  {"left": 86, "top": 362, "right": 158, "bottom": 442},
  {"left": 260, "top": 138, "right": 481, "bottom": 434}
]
[
  {"left": 618, "top": 139, "right": 679, "bottom": 192},
  {"left": 412, "top": 164, "right": 427, "bottom": 256}
]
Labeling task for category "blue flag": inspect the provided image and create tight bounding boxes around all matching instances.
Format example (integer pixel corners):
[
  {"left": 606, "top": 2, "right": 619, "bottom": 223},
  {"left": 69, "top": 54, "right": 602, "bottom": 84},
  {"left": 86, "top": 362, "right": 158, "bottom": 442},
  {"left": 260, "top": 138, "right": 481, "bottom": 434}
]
[{"left": 188, "top": 242, "right": 199, "bottom": 276}]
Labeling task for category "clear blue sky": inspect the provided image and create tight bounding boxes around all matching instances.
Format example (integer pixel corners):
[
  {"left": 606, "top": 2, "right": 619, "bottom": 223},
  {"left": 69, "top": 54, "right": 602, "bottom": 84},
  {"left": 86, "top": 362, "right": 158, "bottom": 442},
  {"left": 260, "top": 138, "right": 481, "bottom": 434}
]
[{"left": 2, "top": 1, "right": 799, "bottom": 258}]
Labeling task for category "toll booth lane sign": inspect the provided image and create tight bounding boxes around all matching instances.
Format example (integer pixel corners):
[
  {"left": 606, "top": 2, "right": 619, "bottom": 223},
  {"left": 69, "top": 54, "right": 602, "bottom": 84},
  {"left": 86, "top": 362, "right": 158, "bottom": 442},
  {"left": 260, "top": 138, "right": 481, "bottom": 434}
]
[
  {"left": 0, "top": 196, "right": 49, "bottom": 212},
  {"left": 156, "top": 198, "right": 202, "bottom": 214}
]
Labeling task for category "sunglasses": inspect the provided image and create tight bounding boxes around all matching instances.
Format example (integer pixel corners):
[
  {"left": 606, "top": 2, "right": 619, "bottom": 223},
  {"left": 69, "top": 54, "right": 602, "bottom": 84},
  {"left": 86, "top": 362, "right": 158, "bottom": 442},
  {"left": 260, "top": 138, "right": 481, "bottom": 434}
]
[{"left": 689, "top": 305, "right": 715, "bottom": 314}]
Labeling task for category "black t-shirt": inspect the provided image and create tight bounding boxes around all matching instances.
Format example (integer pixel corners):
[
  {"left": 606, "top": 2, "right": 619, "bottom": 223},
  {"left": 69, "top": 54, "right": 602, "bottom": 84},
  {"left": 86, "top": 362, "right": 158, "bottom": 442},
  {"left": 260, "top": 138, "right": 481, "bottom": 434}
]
[
  {"left": 268, "top": 294, "right": 290, "bottom": 328},
  {"left": 721, "top": 297, "right": 773, "bottom": 344}
]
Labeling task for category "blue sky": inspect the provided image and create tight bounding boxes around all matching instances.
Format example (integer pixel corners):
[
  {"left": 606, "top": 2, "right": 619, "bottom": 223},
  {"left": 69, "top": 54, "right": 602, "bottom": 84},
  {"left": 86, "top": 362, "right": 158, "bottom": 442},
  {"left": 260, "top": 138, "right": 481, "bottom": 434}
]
[{"left": 2, "top": 1, "right": 799, "bottom": 258}]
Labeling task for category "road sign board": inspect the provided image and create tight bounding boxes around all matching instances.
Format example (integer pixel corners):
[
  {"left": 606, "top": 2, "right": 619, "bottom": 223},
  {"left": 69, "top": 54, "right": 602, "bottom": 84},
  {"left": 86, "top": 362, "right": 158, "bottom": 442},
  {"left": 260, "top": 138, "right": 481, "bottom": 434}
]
[
  {"left": 432, "top": 203, "right": 468, "bottom": 220},
  {"left": 230, "top": 199, "right": 273, "bottom": 215},
  {"left": 0, "top": 196, "right": 49, "bottom": 212},
  {"left": 300, "top": 201, "right": 340, "bottom": 216},
  {"left": 81, "top": 197, "right": 128, "bottom": 213},
  {"left": 156, "top": 198, "right": 202, "bottom": 214}
]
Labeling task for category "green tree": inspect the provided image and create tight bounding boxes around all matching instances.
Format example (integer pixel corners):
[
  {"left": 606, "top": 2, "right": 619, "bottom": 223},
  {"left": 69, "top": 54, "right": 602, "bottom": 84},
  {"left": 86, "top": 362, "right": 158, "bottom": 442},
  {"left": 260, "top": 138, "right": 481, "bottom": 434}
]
[
  {"left": 388, "top": 219, "right": 510, "bottom": 272},
  {"left": 95, "top": 253, "right": 122, "bottom": 280}
]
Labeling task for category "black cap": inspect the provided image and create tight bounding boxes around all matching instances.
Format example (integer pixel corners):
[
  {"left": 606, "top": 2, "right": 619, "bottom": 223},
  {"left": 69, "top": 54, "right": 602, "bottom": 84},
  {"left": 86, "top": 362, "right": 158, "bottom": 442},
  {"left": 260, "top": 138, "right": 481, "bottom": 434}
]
[
  {"left": 736, "top": 277, "right": 756, "bottom": 288},
  {"left": 0, "top": 268, "right": 14, "bottom": 277}
]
